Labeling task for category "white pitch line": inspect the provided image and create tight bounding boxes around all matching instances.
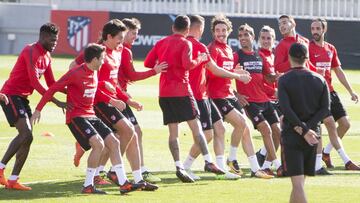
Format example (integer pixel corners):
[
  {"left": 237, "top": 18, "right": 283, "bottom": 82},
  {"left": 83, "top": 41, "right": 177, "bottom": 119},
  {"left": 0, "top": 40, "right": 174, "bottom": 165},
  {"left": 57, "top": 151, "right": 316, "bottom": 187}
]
[
  {"left": 24, "top": 179, "right": 60, "bottom": 185},
  {"left": 0, "top": 137, "right": 13, "bottom": 140}
]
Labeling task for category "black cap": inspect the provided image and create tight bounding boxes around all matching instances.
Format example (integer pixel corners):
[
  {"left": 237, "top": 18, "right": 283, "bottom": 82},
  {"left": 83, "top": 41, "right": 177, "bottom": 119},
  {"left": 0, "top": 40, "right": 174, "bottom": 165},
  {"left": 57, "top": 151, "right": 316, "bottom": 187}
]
[{"left": 289, "top": 43, "right": 308, "bottom": 59}]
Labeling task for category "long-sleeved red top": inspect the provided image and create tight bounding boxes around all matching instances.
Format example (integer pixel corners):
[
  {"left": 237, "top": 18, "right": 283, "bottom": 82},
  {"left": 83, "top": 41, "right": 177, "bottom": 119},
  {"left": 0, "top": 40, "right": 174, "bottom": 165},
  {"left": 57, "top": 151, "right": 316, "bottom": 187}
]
[
  {"left": 118, "top": 43, "right": 156, "bottom": 92},
  {"left": 36, "top": 64, "right": 111, "bottom": 124},
  {"left": 309, "top": 41, "right": 341, "bottom": 92},
  {"left": 1, "top": 42, "right": 56, "bottom": 97},
  {"left": 187, "top": 36, "right": 210, "bottom": 100},
  {"left": 144, "top": 34, "right": 202, "bottom": 97},
  {"left": 75, "top": 45, "right": 130, "bottom": 103},
  {"left": 206, "top": 40, "right": 235, "bottom": 99},
  {"left": 259, "top": 48, "right": 277, "bottom": 101},
  {"left": 234, "top": 49, "right": 272, "bottom": 103},
  {"left": 274, "top": 34, "right": 316, "bottom": 73}
]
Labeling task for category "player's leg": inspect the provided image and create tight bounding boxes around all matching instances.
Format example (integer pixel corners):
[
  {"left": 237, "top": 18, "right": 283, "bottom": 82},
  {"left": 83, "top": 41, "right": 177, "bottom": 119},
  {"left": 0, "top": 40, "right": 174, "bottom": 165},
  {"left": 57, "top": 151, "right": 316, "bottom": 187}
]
[
  {"left": 0, "top": 96, "right": 33, "bottom": 190},
  {"left": 290, "top": 175, "right": 307, "bottom": 203}
]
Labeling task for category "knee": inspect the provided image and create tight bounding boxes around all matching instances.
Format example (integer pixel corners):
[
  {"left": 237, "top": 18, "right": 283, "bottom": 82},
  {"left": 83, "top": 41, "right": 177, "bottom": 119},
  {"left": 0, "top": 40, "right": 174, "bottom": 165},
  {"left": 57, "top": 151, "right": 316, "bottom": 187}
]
[
  {"left": 23, "top": 134, "right": 33, "bottom": 145},
  {"left": 92, "top": 138, "right": 105, "bottom": 151},
  {"left": 341, "top": 120, "right": 351, "bottom": 131}
]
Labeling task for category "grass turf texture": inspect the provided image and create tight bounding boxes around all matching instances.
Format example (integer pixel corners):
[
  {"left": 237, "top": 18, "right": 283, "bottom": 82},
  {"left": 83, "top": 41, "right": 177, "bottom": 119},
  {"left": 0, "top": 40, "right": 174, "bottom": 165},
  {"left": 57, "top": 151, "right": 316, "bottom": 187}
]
[{"left": 0, "top": 55, "right": 359, "bottom": 202}]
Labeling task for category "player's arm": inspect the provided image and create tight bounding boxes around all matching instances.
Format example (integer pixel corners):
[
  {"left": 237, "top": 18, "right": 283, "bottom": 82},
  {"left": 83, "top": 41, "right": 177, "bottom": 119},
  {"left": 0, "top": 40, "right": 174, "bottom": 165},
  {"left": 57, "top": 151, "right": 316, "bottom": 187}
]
[
  {"left": 278, "top": 77, "right": 309, "bottom": 136},
  {"left": 31, "top": 72, "right": 71, "bottom": 125},
  {"left": 205, "top": 58, "right": 251, "bottom": 83},
  {"left": 0, "top": 93, "right": 9, "bottom": 105},
  {"left": 144, "top": 45, "right": 158, "bottom": 68},
  {"left": 182, "top": 43, "right": 207, "bottom": 70},
  {"left": 306, "top": 81, "right": 330, "bottom": 129},
  {"left": 333, "top": 66, "right": 358, "bottom": 103},
  {"left": 274, "top": 44, "right": 291, "bottom": 73}
]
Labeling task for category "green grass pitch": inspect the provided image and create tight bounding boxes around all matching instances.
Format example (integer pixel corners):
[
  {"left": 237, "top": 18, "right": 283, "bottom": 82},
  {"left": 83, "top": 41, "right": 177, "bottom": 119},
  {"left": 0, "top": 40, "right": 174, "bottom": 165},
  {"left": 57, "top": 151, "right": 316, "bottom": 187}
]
[{"left": 0, "top": 55, "right": 359, "bottom": 202}]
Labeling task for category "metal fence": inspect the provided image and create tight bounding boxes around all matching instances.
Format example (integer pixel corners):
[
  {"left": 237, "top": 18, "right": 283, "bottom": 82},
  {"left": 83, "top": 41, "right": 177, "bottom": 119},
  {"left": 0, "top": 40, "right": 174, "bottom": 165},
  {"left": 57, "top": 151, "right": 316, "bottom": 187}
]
[{"left": 2, "top": 0, "right": 360, "bottom": 20}]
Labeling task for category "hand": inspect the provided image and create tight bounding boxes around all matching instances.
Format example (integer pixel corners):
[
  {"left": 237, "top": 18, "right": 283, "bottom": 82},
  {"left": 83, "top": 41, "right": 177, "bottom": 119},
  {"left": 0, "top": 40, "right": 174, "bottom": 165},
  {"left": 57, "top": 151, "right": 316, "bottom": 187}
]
[
  {"left": 274, "top": 71, "right": 283, "bottom": 80},
  {"left": 154, "top": 61, "right": 168, "bottom": 74},
  {"left": 350, "top": 92, "right": 358, "bottom": 104},
  {"left": 304, "top": 130, "right": 319, "bottom": 146},
  {"left": 293, "top": 126, "right": 303, "bottom": 135},
  {"left": 104, "top": 81, "right": 116, "bottom": 93},
  {"left": 236, "top": 74, "right": 251, "bottom": 84},
  {"left": 110, "top": 99, "right": 126, "bottom": 111},
  {"left": 52, "top": 98, "right": 67, "bottom": 114},
  {"left": 197, "top": 52, "right": 208, "bottom": 63},
  {"left": 316, "top": 67, "right": 326, "bottom": 76},
  {"left": 30, "top": 110, "right": 41, "bottom": 126},
  {"left": 234, "top": 91, "right": 249, "bottom": 107},
  {"left": 0, "top": 93, "right": 9, "bottom": 105},
  {"left": 127, "top": 99, "right": 143, "bottom": 111}
]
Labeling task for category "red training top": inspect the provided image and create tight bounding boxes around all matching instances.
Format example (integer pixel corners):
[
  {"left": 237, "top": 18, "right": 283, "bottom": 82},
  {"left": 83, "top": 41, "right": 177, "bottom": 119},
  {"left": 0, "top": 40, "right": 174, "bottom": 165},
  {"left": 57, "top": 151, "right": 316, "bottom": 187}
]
[
  {"left": 259, "top": 48, "right": 277, "bottom": 101},
  {"left": 207, "top": 40, "right": 235, "bottom": 99},
  {"left": 1, "top": 42, "right": 56, "bottom": 97},
  {"left": 144, "top": 34, "right": 202, "bottom": 97},
  {"left": 36, "top": 64, "right": 111, "bottom": 124},
  {"left": 309, "top": 41, "right": 341, "bottom": 92}
]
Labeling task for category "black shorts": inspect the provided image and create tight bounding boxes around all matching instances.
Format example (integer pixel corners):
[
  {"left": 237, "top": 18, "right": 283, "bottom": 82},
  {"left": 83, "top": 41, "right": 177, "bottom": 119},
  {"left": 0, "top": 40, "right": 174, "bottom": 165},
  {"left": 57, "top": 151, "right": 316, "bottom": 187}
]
[
  {"left": 0, "top": 95, "right": 32, "bottom": 127},
  {"left": 329, "top": 91, "right": 347, "bottom": 121},
  {"left": 94, "top": 102, "right": 125, "bottom": 131},
  {"left": 197, "top": 99, "right": 222, "bottom": 130},
  {"left": 159, "top": 96, "right": 199, "bottom": 125},
  {"left": 271, "top": 100, "right": 283, "bottom": 117},
  {"left": 281, "top": 129, "right": 317, "bottom": 177},
  {"left": 212, "top": 97, "right": 244, "bottom": 118},
  {"left": 244, "top": 101, "right": 279, "bottom": 129},
  {"left": 67, "top": 117, "right": 113, "bottom": 151},
  {"left": 121, "top": 104, "right": 138, "bottom": 126}
]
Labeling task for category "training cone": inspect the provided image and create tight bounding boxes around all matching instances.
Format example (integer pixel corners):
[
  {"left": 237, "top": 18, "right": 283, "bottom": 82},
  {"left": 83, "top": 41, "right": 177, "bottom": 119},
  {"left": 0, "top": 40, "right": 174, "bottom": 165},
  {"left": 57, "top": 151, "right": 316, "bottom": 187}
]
[{"left": 41, "top": 131, "right": 55, "bottom": 137}]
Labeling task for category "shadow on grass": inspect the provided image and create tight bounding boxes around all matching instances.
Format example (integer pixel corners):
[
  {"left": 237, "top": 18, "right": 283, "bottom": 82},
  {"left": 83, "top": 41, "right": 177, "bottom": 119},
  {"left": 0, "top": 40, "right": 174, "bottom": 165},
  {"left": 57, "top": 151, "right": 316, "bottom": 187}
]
[{"left": 0, "top": 179, "right": 85, "bottom": 200}]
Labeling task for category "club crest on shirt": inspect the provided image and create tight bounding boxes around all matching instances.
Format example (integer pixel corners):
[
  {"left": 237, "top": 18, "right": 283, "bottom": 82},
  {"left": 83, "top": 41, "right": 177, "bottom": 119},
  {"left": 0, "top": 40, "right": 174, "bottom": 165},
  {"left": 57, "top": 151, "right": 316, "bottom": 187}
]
[
  {"left": 327, "top": 51, "right": 333, "bottom": 58},
  {"left": 67, "top": 16, "right": 91, "bottom": 52}
]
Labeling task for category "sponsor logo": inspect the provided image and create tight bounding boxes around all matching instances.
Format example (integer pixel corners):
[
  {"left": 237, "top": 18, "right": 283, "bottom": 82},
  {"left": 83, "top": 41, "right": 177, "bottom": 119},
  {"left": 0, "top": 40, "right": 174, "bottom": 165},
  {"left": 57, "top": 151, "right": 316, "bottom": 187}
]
[
  {"left": 133, "top": 35, "right": 165, "bottom": 46},
  {"left": 19, "top": 109, "right": 25, "bottom": 115},
  {"left": 83, "top": 88, "right": 96, "bottom": 98},
  {"left": 109, "top": 69, "right": 118, "bottom": 79},
  {"left": 67, "top": 16, "right": 91, "bottom": 52},
  {"left": 222, "top": 61, "right": 234, "bottom": 70},
  {"left": 327, "top": 51, "right": 333, "bottom": 58}
]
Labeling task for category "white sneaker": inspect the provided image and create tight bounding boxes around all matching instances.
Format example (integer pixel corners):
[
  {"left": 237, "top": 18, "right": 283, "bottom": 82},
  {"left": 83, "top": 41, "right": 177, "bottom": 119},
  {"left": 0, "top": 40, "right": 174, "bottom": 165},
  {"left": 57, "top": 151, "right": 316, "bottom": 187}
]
[
  {"left": 185, "top": 169, "right": 201, "bottom": 180},
  {"left": 216, "top": 171, "right": 241, "bottom": 180}
]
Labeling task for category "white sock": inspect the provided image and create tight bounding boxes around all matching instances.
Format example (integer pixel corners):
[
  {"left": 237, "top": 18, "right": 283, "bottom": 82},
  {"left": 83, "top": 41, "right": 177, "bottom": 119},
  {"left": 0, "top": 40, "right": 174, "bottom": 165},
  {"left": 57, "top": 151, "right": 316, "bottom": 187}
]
[
  {"left": 260, "top": 146, "right": 267, "bottom": 156},
  {"left": 216, "top": 155, "right": 226, "bottom": 171},
  {"left": 113, "top": 164, "right": 127, "bottom": 185},
  {"left": 203, "top": 154, "right": 212, "bottom": 163},
  {"left": 141, "top": 166, "right": 148, "bottom": 173},
  {"left": 228, "top": 146, "right": 238, "bottom": 161},
  {"left": 0, "top": 162, "right": 5, "bottom": 169},
  {"left": 337, "top": 148, "right": 350, "bottom": 164},
  {"left": 261, "top": 160, "right": 272, "bottom": 170},
  {"left": 183, "top": 155, "right": 195, "bottom": 170},
  {"left": 95, "top": 165, "right": 105, "bottom": 176},
  {"left": 315, "top": 154, "right": 323, "bottom": 171},
  {"left": 132, "top": 169, "right": 143, "bottom": 183},
  {"left": 323, "top": 143, "right": 333, "bottom": 154},
  {"left": 8, "top": 175, "right": 18, "bottom": 181},
  {"left": 175, "top": 161, "right": 184, "bottom": 169},
  {"left": 273, "top": 159, "right": 281, "bottom": 170},
  {"left": 110, "top": 166, "right": 115, "bottom": 172},
  {"left": 83, "top": 168, "right": 96, "bottom": 187},
  {"left": 248, "top": 155, "right": 260, "bottom": 173}
]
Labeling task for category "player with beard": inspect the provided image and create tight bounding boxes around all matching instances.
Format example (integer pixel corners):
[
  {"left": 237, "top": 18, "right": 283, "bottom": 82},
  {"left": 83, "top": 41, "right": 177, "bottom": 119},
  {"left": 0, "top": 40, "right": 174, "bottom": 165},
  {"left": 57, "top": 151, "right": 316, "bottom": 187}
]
[
  {"left": 309, "top": 18, "right": 360, "bottom": 172},
  {"left": 207, "top": 15, "right": 273, "bottom": 179},
  {"left": 0, "top": 23, "right": 66, "bottom": 190},
  {"left": 234, "top": 24, "right": 282, "bottom": 176},
  {"left": 182, "top": 15, "right": 251, "bottom": 180}
]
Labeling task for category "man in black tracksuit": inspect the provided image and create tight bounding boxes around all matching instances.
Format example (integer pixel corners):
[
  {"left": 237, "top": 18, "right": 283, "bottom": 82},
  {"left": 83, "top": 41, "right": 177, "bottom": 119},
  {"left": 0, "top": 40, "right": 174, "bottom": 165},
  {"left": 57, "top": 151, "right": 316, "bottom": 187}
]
[{"left": 278, "top": 43, "right": 330, "bottom": 203}]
